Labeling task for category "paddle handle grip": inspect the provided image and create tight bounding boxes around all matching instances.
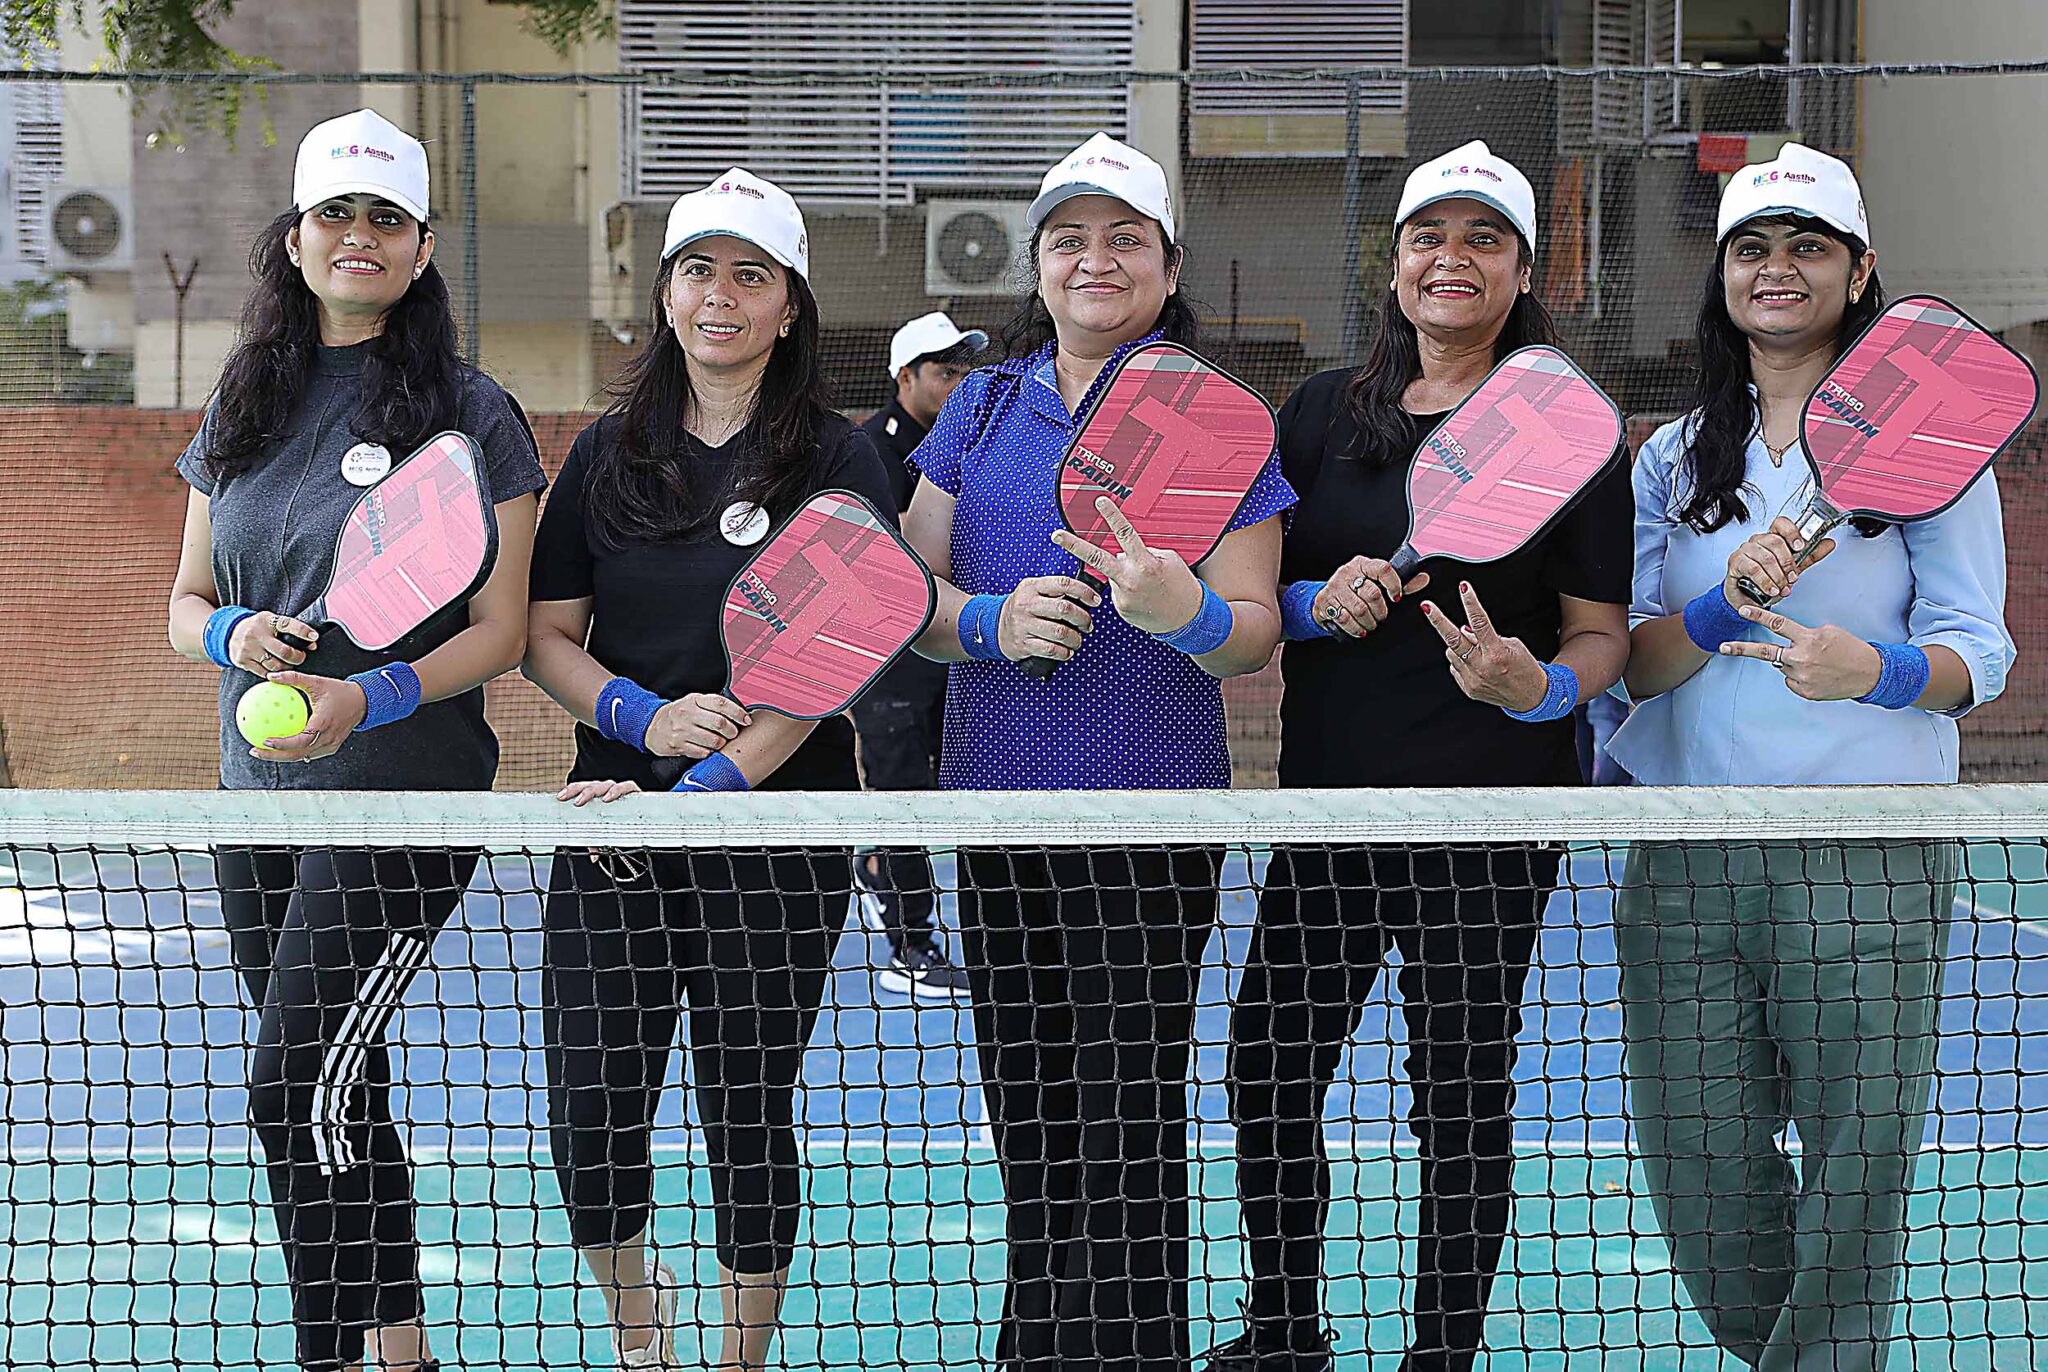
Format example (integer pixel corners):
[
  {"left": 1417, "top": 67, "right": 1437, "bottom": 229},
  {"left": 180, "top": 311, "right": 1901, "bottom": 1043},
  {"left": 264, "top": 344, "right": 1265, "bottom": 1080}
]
[
  {"left": 1389, "top": 543, "right": 1423, "bottom": 580},
  {"left": 1021, "top": 570, "right": 1107, "bottom": 682},
  {"left": 1733, "top": 501, "right": 1843, "bottom": 609},
  {"left": 646, "top": 689, "right": 748, "bottom": 788}
]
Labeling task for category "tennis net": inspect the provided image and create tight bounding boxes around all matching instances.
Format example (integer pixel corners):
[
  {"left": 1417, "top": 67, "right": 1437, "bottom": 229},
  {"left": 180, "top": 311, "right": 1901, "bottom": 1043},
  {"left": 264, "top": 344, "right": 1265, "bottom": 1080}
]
[{"left": 0, "top": 785, "right": 2042, "bottom": 1371}]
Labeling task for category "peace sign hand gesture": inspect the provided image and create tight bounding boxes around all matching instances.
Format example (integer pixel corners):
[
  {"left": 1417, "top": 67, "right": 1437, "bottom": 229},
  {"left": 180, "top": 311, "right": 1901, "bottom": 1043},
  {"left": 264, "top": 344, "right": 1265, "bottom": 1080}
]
[
  {"left": 1420, "top": 581, "right": 1551, "bottom": 713},
  {"left": 1050, "top": 495, "right": 1206, "bottom": 636},
  {"left": 1719, "top": 603, "right": 1884, "bottom": 701}
]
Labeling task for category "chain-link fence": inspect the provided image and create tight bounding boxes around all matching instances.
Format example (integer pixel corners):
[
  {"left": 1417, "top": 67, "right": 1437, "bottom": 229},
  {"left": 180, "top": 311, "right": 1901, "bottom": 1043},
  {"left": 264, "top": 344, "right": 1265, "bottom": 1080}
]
[{"left": 2, "top": 62, "right": 2044, "bottom": 787}]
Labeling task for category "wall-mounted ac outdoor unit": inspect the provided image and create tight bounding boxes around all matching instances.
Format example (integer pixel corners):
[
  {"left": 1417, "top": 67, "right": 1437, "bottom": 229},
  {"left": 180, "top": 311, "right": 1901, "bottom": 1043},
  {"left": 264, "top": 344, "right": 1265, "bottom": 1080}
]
[
  {"left": 48, "top": 185, "right": 131, "bottom": 274},
  {"left": 925, "top": 201, "right": 1028, "bottom": 298}
]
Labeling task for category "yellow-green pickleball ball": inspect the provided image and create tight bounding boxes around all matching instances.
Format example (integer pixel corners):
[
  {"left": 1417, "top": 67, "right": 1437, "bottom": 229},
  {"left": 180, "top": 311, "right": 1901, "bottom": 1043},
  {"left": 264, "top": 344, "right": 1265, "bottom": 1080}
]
[{"left": 236, "top": 681, "right": 310, "bottom": 747}]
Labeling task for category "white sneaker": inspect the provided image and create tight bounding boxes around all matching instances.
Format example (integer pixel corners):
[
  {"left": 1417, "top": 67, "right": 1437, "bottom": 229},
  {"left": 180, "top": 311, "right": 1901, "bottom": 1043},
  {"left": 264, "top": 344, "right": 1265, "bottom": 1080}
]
[{"left": 615, "top": 1259, "right": 681, "bottom": 1369}]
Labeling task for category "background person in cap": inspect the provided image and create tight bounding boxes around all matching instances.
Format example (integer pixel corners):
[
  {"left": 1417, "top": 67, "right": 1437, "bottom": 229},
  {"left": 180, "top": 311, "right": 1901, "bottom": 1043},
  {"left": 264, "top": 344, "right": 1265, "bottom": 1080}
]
[
  {"left": 523, "top": 166, "right": 893, "bottom": 1371},
  {"left": 1610, "top": 142, "right": 2012, "bottom": 1372},
  {"left": 848, "top": 310, "right": 985, "bottom": 1001},
  {"left": 1211, "top": 139, "right": 1630, "bottom": 1372},
  {"left": 900, "top": 130, "right": 1294, "bottom": 1372},
  {"left": 166, "top": 107, "right": 545, "bottom": 1372}
]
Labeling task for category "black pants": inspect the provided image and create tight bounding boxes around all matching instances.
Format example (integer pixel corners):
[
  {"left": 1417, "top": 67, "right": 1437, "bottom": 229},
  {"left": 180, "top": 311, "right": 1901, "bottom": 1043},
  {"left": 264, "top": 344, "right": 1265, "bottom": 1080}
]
[
  {"left": 543, "top": 847, "right": 843, "bottom": 1273},
  {"left": 850, "top": 687, "right": 944, "bottom": 950},
  {"left": 1227, "top": 844, "right": 1558, "bottom": 1372},
  {"left": 217, "top": 845, "right": 478, "bottom": 1372},
  {"left": 958, "top": 845, "right": 1220, "bottom": 1372}
]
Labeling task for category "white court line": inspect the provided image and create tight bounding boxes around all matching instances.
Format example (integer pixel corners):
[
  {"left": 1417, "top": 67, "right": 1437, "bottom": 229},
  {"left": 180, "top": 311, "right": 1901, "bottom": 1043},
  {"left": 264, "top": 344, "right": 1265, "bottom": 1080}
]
[{"left": 1961, "top": 895, "right": 2048, "bottom": 945}]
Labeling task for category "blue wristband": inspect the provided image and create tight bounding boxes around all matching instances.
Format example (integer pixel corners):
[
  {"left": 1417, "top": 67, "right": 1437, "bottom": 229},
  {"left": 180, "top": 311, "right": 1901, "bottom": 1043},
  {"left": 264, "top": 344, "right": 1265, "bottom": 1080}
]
[
  {"left": 204, "top": 606, "right": 256, "bottom": 669},
  {"left": 1154, "top": 582, "right": 1235, "bottom": 657},
  {"left": 349, "top": 662, "right": 423, "bottom": 732},
  {"left": 595, "top": 677, "right": 668, "bottom": 752},
  {"left": 1504, "top": 661, "right": 1580, "bottom": 723},
  {"left": 958, "top": 593, "right": 1008, "bottom": 662},
  {"left": 675, "top": 751, "right": 751, "bottom": 793},
  {"left": 1857, "top": 642, "right": 1932, "bottom": 710},
  {"left": 1683, "top": 585, "right": 1751, "bottom": 653},
  {"left": 1280, "top": 580, "right": 1333, "bottom": 641}
]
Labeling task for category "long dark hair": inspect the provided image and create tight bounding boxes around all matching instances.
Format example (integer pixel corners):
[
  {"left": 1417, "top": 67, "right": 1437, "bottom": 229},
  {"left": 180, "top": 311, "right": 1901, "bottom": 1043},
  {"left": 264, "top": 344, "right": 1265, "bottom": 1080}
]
[
  {"left": 1342, "top": 237, "right": 1556, "bottom": 466},
  {"left": 1677, "top": 213, "right": 1886, "bottom": 532},
  {"left": 203, "top": 208, "right": 464, "bottom": 478},
  {"left": 995, "top": 226, "right": 1200, "bottom": 358},
  {"left": 584, "top": 251, "right": 833, "bottom": 547}
]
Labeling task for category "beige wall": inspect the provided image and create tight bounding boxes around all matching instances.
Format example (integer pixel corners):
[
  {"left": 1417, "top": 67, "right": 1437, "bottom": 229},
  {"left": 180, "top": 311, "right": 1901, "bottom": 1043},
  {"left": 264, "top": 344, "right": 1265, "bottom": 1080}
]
[
  {"left": 103, "top": 0, "right": 615, "bottom": 409},
  {"left": 1859, "top": 0, "right": 2048, "bottom": 331},
  {"left": 419, "top": 0, "right": 608, "bottom": 409}
]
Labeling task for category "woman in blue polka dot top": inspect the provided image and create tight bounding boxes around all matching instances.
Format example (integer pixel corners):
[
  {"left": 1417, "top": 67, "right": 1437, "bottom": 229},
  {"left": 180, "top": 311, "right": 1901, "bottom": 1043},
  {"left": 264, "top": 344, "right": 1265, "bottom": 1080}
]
[{"left": 900, "top": 132, "right": 1296, "bottom": 1372}]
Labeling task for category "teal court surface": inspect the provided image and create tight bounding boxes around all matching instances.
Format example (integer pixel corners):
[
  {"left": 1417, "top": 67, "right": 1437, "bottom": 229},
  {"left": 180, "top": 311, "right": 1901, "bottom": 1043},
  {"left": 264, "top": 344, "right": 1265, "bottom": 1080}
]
[{"left": 1, "top": 842, "right": 2042, "bottom": 1370}]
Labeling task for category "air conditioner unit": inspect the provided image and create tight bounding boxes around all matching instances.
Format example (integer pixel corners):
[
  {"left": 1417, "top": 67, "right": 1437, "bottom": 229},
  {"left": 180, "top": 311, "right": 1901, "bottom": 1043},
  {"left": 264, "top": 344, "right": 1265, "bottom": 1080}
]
[
  {"left": 925, "top": 201, "right": 1028, "bottom": 297},
  {"left": 48, "top": 185, "right": 131, "bottom": 274}
]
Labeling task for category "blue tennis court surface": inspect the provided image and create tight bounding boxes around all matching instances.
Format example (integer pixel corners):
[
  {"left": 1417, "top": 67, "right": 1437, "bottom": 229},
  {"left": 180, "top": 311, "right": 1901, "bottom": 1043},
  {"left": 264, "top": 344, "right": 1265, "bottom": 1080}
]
[{"left": 1, "top": 843, "right": 2042, "bottom": 1370}]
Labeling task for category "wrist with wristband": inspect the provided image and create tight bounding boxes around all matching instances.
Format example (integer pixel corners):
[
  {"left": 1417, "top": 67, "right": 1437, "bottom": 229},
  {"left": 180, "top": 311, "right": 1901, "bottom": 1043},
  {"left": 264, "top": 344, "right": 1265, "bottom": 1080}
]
[
  {"left": 348, "top": 662, "right": 423, "bottom": 732},
  {"left": 595, "top": 677, "right": 668, "bottom": 753},
  {"left": 204, "top": 606, "right": 257, "bottom": 669},
  {"left": 1857, "top": 642, "right": 1931, "bottom": 710},
  {"left": 1503, "top": 661, "right": 1580, "bottom": 724},
  {"left": 1279, "top": 580, "right": 1333, "bottom": 642},
  {"left": 1684, "top": 585, "right": 1751, "bottom": 653},
  {"left": 958, "top": 593, "right": 1008, "bottom": 662},
  {"left": 675, "top": 751, "right": 751, "bottom": 793},
  {"left": 1153, "top": 583, "right": 1235, "bottom": 657}
]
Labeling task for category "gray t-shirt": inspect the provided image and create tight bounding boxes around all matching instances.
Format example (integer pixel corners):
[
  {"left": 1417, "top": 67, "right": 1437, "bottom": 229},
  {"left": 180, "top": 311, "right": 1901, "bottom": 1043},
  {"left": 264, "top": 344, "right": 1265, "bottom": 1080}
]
[{"left": 177, "top": 342, "right": 547, "bottom": 791}]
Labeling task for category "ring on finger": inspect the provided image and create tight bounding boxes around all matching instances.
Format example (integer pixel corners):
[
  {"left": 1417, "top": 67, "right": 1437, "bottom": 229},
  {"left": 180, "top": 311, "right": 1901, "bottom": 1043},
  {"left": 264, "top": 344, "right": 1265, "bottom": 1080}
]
[
  {"left": 1350, "top": 575, "right": 1368, "bottom": 592},
  {"left": 1772, "top": 644, "right": 1789, "bottom": 670}
]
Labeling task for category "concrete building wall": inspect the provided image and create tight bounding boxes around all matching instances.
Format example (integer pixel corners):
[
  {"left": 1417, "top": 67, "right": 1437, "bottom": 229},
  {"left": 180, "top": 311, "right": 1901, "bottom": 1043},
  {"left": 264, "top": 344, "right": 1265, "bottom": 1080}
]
[{"left": 1858, "top": 0, "right": 2048, "bottom": 332}]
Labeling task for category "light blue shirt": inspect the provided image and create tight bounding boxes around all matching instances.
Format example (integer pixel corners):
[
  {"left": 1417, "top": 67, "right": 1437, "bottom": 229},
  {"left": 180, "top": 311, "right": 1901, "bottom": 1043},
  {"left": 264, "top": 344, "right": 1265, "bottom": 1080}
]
[{"left": 1607, "top": 410, "right": 2014, "bottom": 785}]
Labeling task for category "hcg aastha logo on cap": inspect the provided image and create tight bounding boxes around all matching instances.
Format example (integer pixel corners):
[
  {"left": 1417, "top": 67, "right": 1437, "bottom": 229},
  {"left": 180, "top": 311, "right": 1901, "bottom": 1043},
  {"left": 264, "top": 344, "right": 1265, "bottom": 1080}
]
[
  {"left": 720, "top": 501, "right": 771, "bottom": 546},
  {"left": 341, "top": 442, "right": 393, "bottom": 486}
]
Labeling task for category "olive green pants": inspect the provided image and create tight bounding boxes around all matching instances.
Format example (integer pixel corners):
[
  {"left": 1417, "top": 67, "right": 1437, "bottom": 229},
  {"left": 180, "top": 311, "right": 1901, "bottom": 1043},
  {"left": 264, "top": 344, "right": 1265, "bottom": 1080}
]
[{"left": 1614, "top": 839, "right": 1957, "bottom": 1372}]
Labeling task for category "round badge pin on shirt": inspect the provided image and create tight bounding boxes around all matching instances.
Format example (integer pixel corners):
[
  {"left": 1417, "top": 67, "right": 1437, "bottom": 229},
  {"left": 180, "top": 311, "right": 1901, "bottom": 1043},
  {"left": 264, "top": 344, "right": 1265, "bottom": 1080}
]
[
  {"left": 720, "top": 501, "right": 771, "bottom": 546},
  {"left": 340, "top": 442, "right": 393, "bottom": 487}
]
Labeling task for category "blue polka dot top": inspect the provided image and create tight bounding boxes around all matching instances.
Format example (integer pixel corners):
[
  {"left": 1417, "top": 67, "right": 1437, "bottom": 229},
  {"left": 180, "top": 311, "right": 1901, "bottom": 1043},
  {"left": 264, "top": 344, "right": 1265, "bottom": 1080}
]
[{"left": 910, "top": 335, "right": 1297, "bottom": 790}]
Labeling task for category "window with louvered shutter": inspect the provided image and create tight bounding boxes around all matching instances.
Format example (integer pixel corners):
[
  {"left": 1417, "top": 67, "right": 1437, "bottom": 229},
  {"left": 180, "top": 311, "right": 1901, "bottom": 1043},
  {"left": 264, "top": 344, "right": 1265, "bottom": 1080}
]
[
  {"left": 618, "top": 0, "right": 1137, "bottom": 205},
  {"left": 1188, "top": 0, "right": 1407, "bottom": 158},
  {"left": 5, "top": 43, "right": 60, "bottom": 264}
]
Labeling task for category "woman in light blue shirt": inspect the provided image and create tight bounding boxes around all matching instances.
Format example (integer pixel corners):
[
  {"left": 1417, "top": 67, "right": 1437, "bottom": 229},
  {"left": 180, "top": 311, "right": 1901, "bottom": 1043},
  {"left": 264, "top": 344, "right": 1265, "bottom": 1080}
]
[{"left": 1609, "top": 144, "right": 2014, "bottom": 1372}]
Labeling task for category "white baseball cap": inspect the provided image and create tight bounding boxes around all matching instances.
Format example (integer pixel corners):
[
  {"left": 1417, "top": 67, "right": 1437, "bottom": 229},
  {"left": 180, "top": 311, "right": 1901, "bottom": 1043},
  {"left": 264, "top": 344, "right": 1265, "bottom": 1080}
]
[
  {"left": 1716, "top": 142, "right": 1869, "bottom": 244},
  {"left": 293, "top": 109, "right": 430, "bottom": 224},
  {"left": 1395, "top": 140, "right": 1538, "bottom": 248},
  {"left": 662, "top": 167, "right": 810, "bottom": 280},
  {"left": 1027, "top": 132, "right": 1177, "bottom": 243},
  {"left": 887, "top": 311, "right": 989, "bottom": 376}
]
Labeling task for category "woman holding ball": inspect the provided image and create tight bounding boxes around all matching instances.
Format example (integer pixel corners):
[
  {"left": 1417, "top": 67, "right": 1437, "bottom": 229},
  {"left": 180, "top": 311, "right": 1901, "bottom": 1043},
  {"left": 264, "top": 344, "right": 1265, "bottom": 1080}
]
[{"left": 166, "top": 110, "right": 542, "bottom": 1372}]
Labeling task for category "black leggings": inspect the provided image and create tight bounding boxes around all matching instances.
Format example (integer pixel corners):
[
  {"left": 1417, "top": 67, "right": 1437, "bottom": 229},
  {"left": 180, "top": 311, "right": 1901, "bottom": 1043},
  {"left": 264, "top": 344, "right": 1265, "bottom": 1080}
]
[
  {"left": 1227, "top": 844, "right": 1558, "bottom": 1372},
  {"left": 958, "top": 845, "right": 1220, "bottom": 1372},
  {"left": 543, "top": 847, "right": 843, "bottom": 1273},
  {"left": 217, "top": 845, "right": 478, "bottom": 1372}
]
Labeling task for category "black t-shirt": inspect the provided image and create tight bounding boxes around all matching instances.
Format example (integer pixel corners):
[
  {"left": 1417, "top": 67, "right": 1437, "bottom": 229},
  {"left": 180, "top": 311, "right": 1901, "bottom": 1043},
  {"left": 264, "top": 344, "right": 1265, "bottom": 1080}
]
[
  {"left": 860, "top": 395, "right": 927, "bottom": 513},
  {"left": 529, "top": 411, "right": 895, "bottom": 790},
  {"left": 858, "top": 396, "right": 947, "bottom": 705},
  {"left": 1276, "top": 367, "right": 1633, "bottom": 788}
]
